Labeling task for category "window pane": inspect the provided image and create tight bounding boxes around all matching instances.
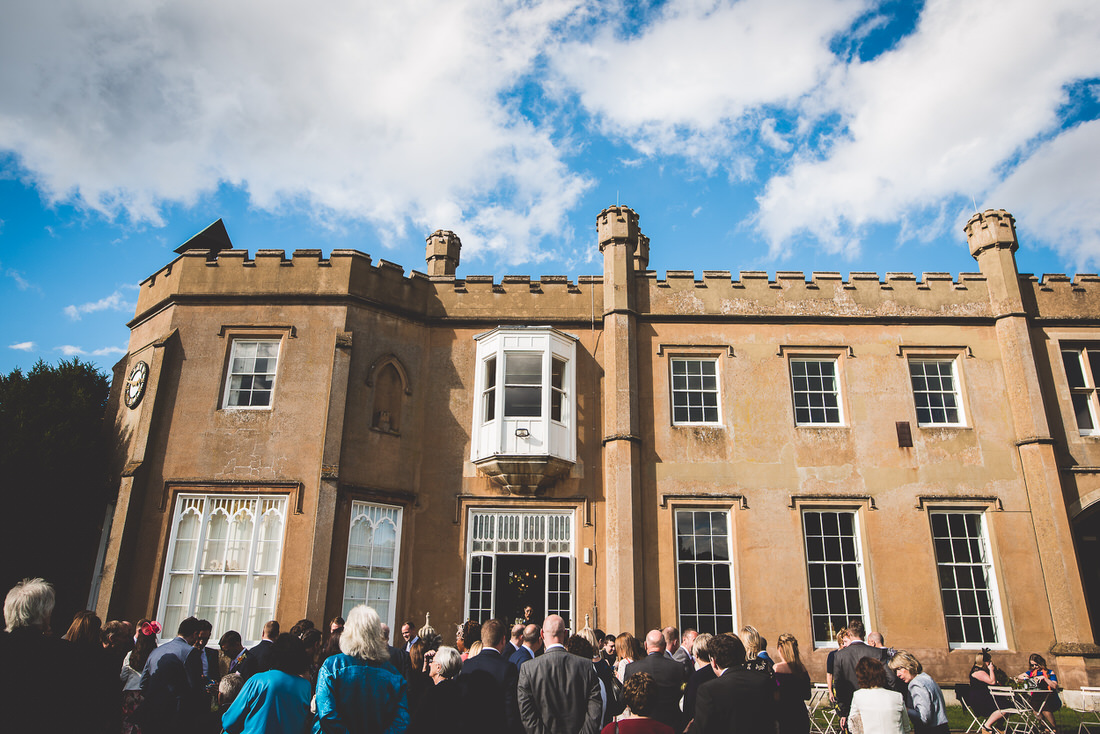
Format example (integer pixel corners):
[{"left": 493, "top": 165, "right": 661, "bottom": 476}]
[
  {"left": 675, "top": 510, "right": 733, "bottom": 634},
  {"left": 1064, "top": 350, "right": 1087, "bottom": 388},
  {"left": 930, "top": 511, "right": 1001, "bottom": 646},
  {"left": 804, "top": 511, "right": 864, "bottom": 645},
  {"left": 160, "top": 494, "right": 285, "bottom": 644},
  {"left": 505, "top": 353, "right": 542, "bottom": 385},
  {"left": 670, "top": 358, "right": 720, "bottom": 424},
  {"left": 791, "top": 359, "right": 841, "bottom": 425},
  {"left": 225, "top": 339, "right": 280, "bottom": 409},
  {"left": 505, "top": 386, "right": 541, "bottom": 417},
  {"left": 343, "top": 502, "right": 403, "bottom": 632}
]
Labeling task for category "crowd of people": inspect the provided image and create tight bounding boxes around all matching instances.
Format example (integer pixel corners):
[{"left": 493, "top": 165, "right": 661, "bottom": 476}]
[{"left": 1, "top": 577, "right": 1065, "bottom": 734}]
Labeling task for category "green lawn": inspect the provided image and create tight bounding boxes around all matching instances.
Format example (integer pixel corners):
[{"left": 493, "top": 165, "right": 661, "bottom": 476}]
[
  {"left": 944, "top": 704, "right": 1093, "bottom": 732},
  {"left": 811, "top": 704, "right": 1095, "bottom": 732}
]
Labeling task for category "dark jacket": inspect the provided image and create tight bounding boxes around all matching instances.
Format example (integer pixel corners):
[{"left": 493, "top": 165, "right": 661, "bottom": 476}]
[
  {"left": 625, "top": 652, "right": 689, "bottom": 732},
  {"left": 690, "top": 667, "right": 776, "bottom": 734},
  {"left": 831, "top": 641, "right": 888, "bottom": 717},
  {"left": 461, "top": 647, "right": 521, "bottom": 734}
]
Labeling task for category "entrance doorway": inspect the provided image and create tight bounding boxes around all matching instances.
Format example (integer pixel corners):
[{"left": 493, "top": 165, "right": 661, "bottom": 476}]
[
  {"left": 465, "top": 510, "right": 574, "bottom": 628},
  {"left": 495, "top": 555, "right": 544, "bottom": 624}
]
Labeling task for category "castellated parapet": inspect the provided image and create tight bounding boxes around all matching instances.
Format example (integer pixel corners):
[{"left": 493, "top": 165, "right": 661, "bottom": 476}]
[{"left": 135, "top": 242, "right": 1100, "bottom": 326}]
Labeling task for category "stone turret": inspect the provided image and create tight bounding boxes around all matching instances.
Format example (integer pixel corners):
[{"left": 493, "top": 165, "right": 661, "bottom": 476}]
[
  {"left": 425, "top": 229, "right": 461, "bottom": 277},
  {"left": 965, "top": 209, "right": 1018, "bottom": 258},
  {"left": 965, "top": 209, "right": 1022, "bottom": 314},
  {"left": 597, "top": 206, "right": 640, "bottom": 255}
]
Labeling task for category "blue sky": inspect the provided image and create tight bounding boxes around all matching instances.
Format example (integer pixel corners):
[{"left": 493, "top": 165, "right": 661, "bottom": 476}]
[{"left": 2, "top": 0, "right": 1099, "bottom": 376}]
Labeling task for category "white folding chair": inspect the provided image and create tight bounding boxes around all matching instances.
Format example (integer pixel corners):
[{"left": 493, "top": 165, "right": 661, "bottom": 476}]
[
  {"left": 807, "top": 683, "right": 834, "bottom": 734},
  {"left": 988, "top": 685, "right": 1028, "bottom": 734},
  {"left": 1077, "top": 686, "right": 1100, "bottom": 734},
  {"left": 1014, "top": 688, "right": 1057, "bottom": 734}
]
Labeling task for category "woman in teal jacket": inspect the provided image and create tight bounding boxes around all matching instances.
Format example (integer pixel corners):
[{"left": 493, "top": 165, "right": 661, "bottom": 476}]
[
  {"left": 313, "top": 605, "right": 409, "bottom": 734},
  {"left": 223, "top": 633, "right": 313, "bottom": 734}
]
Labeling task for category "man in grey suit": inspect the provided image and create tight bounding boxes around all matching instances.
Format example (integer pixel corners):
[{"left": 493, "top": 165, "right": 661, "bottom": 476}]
[
  {"left": 831, "top": 620, "right": 889, "bottom": 728},
  {"left": 517, "top": 615, "right": 602, "bottom": 734},
  {"left": 138, "top": 616, "right": 205, "bottom": 734}
]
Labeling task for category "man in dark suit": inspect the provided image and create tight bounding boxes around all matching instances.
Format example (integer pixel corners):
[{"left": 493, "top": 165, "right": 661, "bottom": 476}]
[
  {"left": 690, "top": 634, "right": 775, "bottom": 734},
  {"left": 509, "top": 623, "right": 542, "bottom": 670},
  {"left": 246, "top": 619, "right": 279, "bottom": 674},
  {"left": 139, "top": 616, "right": 205, "bottom": 734},
  {"left": 831, "top": 620, "right": 889, "bottom": 728},
  {"left": 517, "top": 615, "right": 601, "bottom": 734},
  {"left": 461, "top": 619, "right": 521, "bottom": 734},
  {"left": 625, "top": 629, "right": 689, "bottom": 731},
  {"left": 509, "top": 623, "right": 524, "bottom": 656},
  {"left": 218, "top": 630, "right": 251, "bottom": 678},
  {"left": 381, "top": 622, "right": 412, "bottom": 680}
]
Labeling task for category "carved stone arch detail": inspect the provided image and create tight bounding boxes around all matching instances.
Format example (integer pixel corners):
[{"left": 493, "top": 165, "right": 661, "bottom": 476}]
[
  {"left": 366, "top": 354, "right": 412, "bottom": 395},
  {"left": 368, "top": 354, "right": 410, "bottom": 435}
]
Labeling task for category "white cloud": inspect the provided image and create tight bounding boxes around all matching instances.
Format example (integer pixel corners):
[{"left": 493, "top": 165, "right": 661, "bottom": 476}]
[
  {"left": 57, "top": 345, "right": 87, "bottom": 356},
  {"left": 0, "top": 0, "right": 591, "bottom": 265},
  {"left": 9, "top": 341, "right": 35, "bottom": 351},
  {"left": 4, "top": 267, "right": 34, "bottom": 291},
  {"left": 987, "top": 120, "right": 1100, "bottom": 270},
  {"left": 92, "top": 346, "right": 127, "bottom": 357},
  {"left": 550, "top": 0, "right": 870, "bottom": 165},
  {"left": 64, "top": 290, "right": 133, "bottom": 320},
  {"left": 753, "top": 0, "right": 1100, "bottom": 259}
]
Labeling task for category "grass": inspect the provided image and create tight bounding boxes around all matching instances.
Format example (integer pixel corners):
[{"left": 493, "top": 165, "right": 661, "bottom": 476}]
[
  {"left": 811, "top": 704, "right": 1096, "bottom": 732},
  {"left": 944, "top": 704, "right": 1093, "bottom": 732}
]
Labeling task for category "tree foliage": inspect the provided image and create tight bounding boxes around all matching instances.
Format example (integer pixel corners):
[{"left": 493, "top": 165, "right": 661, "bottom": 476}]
[{"left": 0, "top": 358, "right": 112, "bottom": 631}]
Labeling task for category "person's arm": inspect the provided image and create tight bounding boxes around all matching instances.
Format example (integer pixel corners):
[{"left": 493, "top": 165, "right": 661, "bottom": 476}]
[
  {"left": 313, "top": 662, "right": 350, "bottom": 734},
  {"left": 220, "top": 677, "right": 255, "bottom": 734},
  {"left": 971, "top": 663, "right": 996, "bottom": 685},
  {"left": 910, "top": 679, "right": 933, "bottom": 725},
  {"left": 847, "top": 693, "right": 863, "bottom": 734},
  {"left": 382, "top": 680, "right": 409, "bottom": 734},
  {"left": 690, "top": 681, "right": 714, "bottom": 734},
  {"left": 583, "top": 668, "right": 603, "bottom": 734},
  {"left": 900, "top": 697, "right": 913, "bottom": 733},
  {"left": 516, "top": 665, "right": 546, "bottom": 734}
]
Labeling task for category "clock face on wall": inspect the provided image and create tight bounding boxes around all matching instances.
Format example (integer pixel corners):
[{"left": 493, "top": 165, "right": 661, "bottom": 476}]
[{"left": 125, "top": 361, "right": 149, "bottom": 409}]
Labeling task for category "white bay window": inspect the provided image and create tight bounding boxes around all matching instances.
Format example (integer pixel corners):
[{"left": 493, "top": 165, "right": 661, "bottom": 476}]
[{"left": 471, "top": 328, "right": 577, "bottom": 494}]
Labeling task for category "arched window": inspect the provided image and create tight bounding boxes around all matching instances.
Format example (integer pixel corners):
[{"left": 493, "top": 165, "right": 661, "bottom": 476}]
[{"left": 367, "top": 355, "right": 411, "bottom": 435}]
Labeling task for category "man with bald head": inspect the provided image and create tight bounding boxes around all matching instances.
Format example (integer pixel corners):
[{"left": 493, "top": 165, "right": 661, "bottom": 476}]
[
  {"left": 517, "top": 615, "right": 601, "bottom": 734},
  {"left": 509, "top": 622, "right": 542, "bottom": 670},
  {"left": 624, "top": 628, "right": 689, "bottom": 731}
]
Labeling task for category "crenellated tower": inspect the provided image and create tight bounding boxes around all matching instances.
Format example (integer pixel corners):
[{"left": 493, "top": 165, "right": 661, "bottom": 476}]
[{"left": 425, "top": 229, "right": 461, "bottom": 277}]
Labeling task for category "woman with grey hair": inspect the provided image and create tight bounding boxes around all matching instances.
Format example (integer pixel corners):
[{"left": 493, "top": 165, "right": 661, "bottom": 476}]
[
  {"left": 314, "top": 605, "right": 409, "bottom": 733},
  {"left": 409, "top": 646, "right": 477, "bottom": 734},
  {"left": 888, "top": 651, "right": 949, "bottom": 734}
]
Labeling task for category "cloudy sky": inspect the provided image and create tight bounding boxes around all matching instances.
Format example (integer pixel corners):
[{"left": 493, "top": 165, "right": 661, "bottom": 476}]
[{"left": 2, "top": 0, "right": 1098, "bottom": 374}]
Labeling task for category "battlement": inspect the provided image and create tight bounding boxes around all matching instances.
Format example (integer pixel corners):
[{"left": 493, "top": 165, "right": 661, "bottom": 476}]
[
  {"left": 640, "top": 269, "right": 995, "bottom": 319},
  {"left": 1026, "top": 272, "right": 1100, "bottom": 320},
  {"left": 131, "top": 209, "right": 1100, "bottom": 328}
]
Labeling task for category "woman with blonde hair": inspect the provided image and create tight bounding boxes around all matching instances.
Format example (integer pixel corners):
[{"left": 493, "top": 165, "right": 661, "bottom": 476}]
[
  {"left": 888, "top": 651, "right": 948, "bottom": 734},
  {"left": 775, "top": 633, "right": 811, "bottom": 734},
  {"left": 739, "top": 624, "right": 773, "bottom": 674},
  {"left": 314, "top": 605, "right": 409, "bottom": 733}
]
